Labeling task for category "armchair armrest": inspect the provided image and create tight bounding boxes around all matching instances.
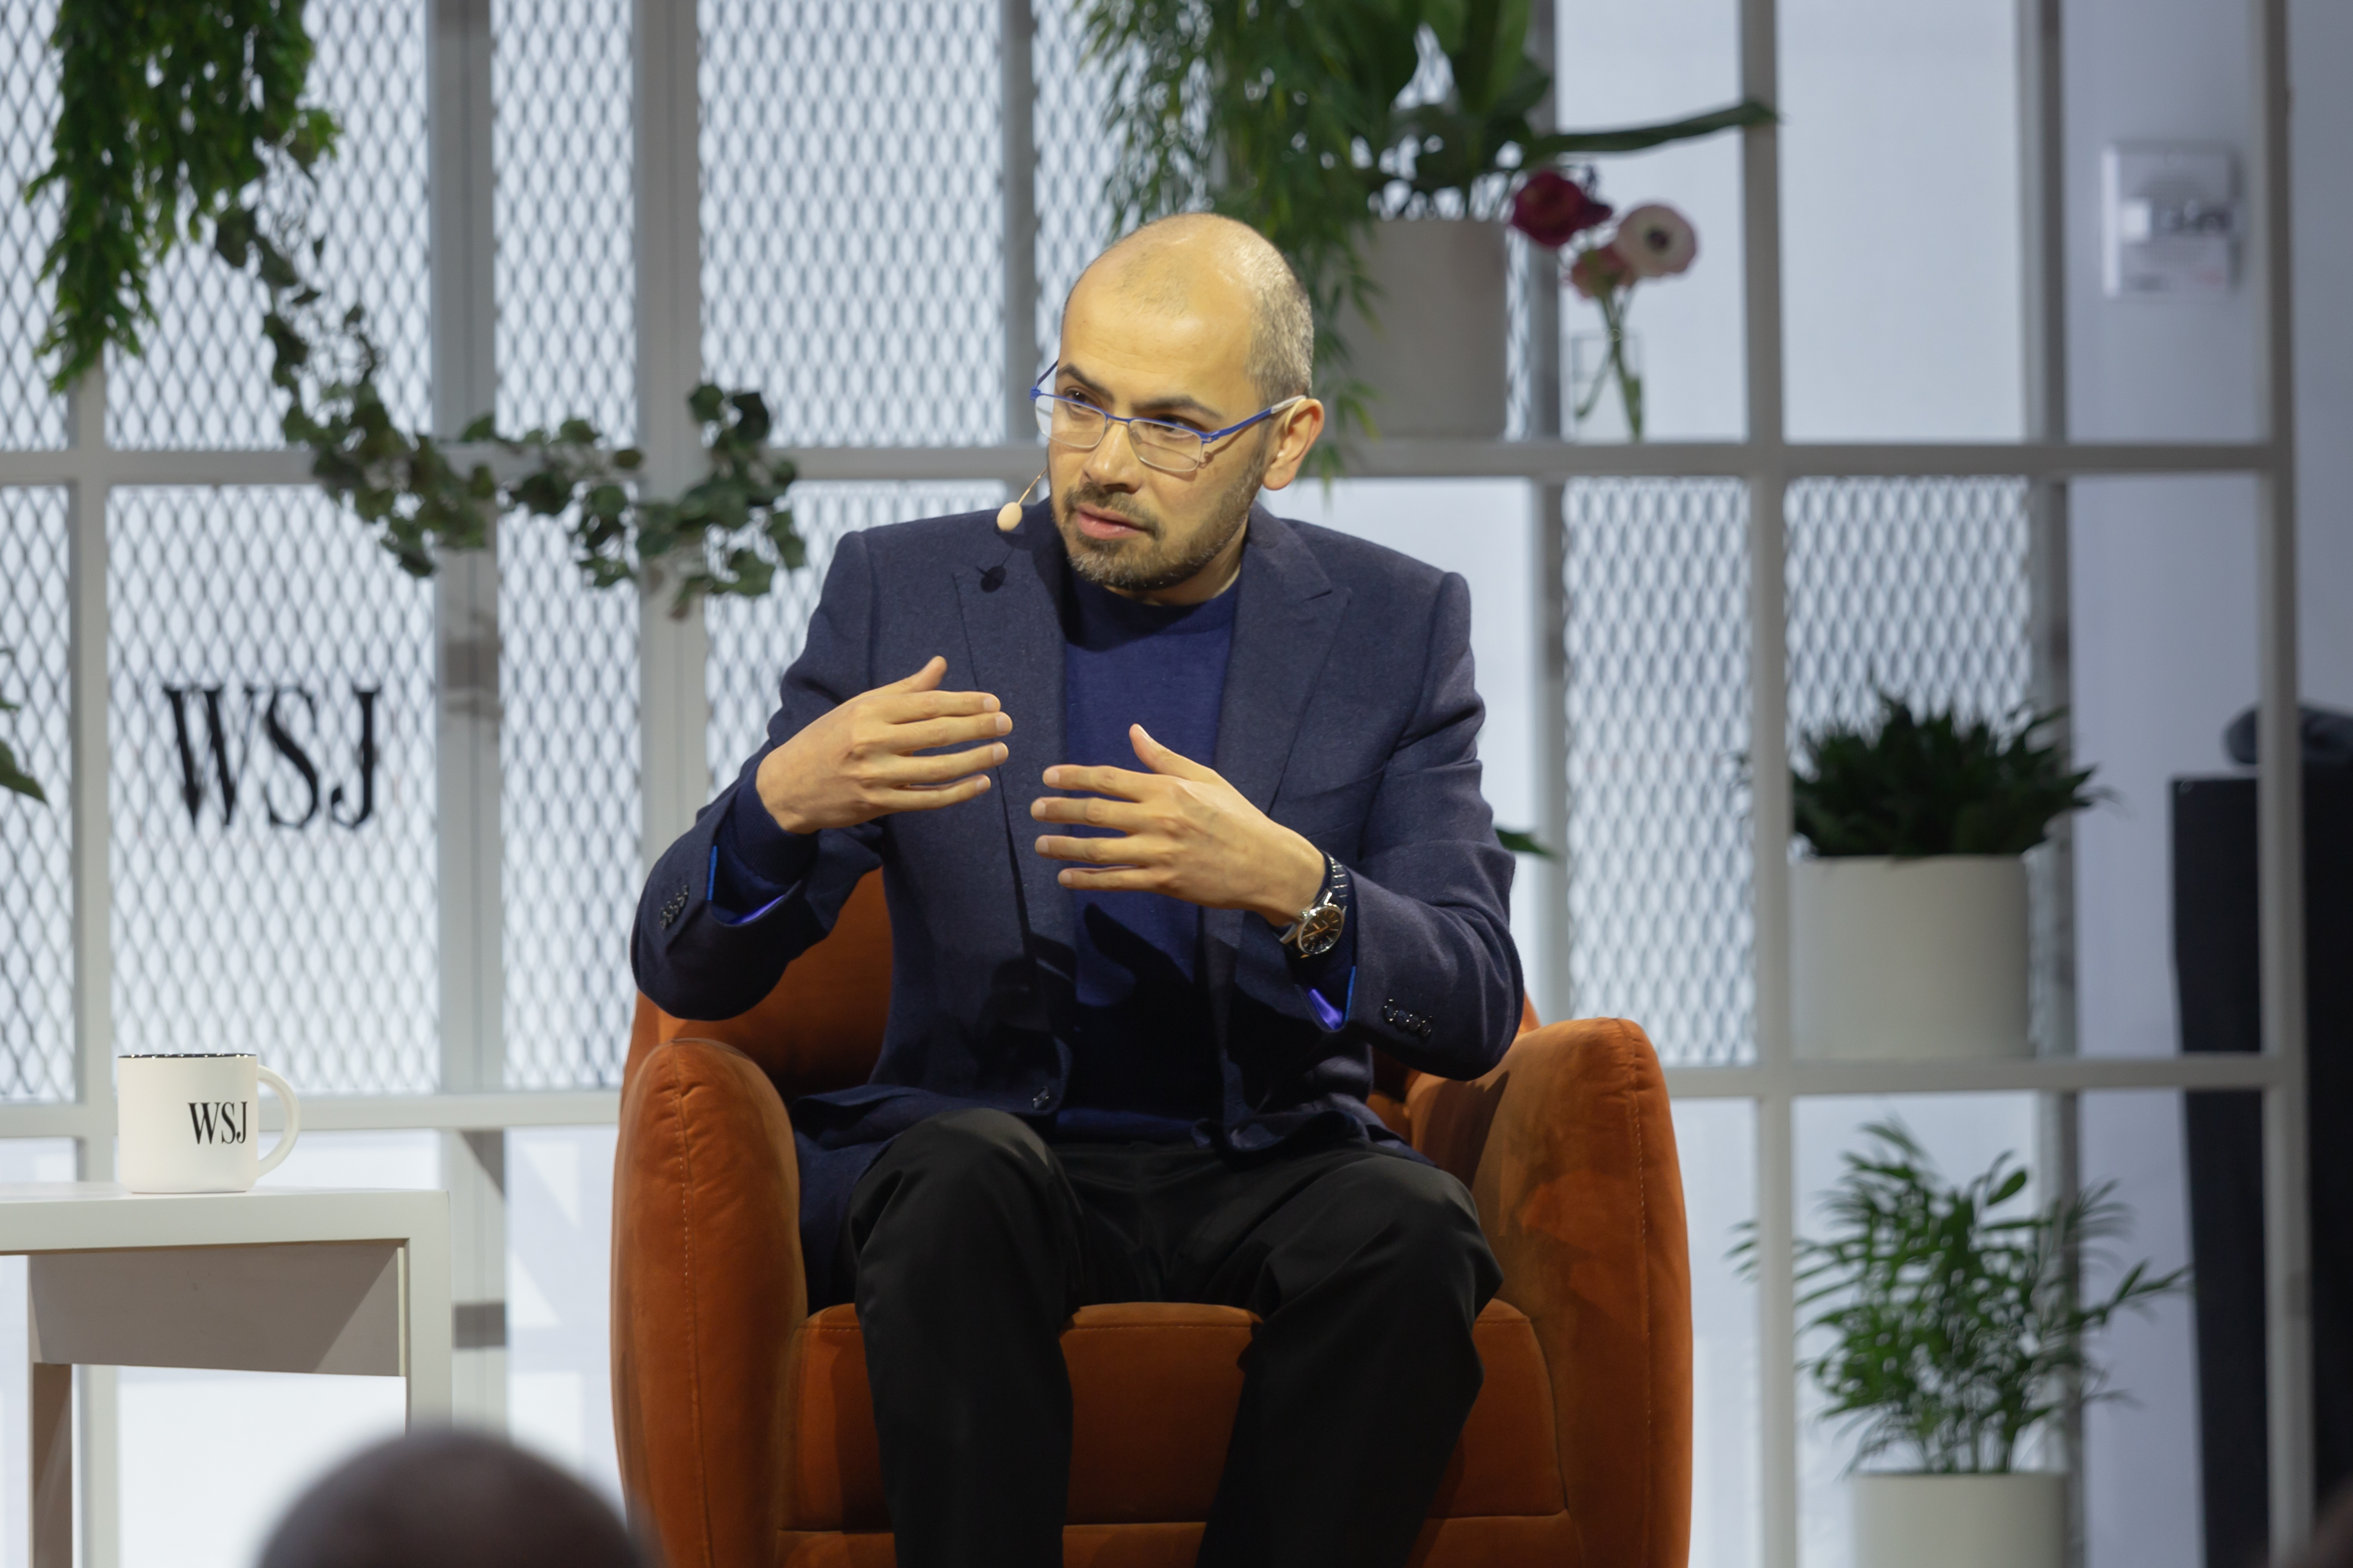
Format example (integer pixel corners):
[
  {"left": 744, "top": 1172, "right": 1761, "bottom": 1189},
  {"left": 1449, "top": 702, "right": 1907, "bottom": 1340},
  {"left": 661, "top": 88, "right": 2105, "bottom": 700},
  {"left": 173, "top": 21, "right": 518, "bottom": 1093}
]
[
  {"left": 613, "top": 1032, "right": 807, "bottom": 1568},
  {"left": 1406, "top": 1018, "right": 1693, "bottom": 1568}
]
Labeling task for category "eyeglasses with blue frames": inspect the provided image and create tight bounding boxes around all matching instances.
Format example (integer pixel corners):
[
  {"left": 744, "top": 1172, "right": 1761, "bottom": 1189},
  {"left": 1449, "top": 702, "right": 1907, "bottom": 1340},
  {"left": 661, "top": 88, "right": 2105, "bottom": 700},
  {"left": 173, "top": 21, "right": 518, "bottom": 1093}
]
[{"left": 1029, "top": 364, "right": 1304, "bottom": 475}]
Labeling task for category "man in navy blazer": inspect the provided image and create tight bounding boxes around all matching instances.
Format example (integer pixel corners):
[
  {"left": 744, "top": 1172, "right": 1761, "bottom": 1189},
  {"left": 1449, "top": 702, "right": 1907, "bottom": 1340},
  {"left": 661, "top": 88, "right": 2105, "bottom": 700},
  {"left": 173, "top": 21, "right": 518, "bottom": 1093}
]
[{"left": 634, "top": 215, "right": 1520, "bottom": 1568}]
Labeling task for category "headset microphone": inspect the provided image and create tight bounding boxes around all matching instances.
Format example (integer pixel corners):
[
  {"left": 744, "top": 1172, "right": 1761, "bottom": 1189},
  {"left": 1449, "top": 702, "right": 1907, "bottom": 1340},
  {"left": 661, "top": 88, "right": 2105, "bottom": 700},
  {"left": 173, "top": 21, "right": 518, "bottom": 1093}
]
[{"left": 997, "top": 468, "right": 1047, "bottom": 532}]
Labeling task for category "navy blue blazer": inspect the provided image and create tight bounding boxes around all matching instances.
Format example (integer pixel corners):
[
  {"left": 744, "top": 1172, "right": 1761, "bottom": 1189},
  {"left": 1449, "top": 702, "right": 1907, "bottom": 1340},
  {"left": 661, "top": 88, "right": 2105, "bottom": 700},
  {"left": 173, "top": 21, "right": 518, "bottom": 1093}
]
[{"left": 631, "top": 500, "right": 1521, "bottom": 1279}]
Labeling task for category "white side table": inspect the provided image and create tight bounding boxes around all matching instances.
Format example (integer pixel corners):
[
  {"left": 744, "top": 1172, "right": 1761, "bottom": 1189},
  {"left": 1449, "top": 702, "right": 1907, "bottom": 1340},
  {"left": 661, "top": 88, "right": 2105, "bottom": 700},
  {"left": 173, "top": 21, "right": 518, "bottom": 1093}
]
[{"left": 0, "top": 1185, "right": 452, "bottom": 1568}]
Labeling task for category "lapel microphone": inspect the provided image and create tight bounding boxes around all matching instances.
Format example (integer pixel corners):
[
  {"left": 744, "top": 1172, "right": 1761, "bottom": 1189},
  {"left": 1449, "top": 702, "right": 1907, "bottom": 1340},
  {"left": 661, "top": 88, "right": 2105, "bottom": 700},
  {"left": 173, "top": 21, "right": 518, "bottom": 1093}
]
[{"left": 997, "top": 468, "right": 1047, "bottom": 532}]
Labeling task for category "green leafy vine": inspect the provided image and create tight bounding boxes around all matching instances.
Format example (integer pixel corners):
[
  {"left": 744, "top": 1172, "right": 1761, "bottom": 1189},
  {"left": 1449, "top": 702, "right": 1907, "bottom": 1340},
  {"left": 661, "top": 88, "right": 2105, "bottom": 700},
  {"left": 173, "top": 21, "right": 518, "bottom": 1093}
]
[{"left": 28, "top": 0, "right": 802, "bottom": 615}]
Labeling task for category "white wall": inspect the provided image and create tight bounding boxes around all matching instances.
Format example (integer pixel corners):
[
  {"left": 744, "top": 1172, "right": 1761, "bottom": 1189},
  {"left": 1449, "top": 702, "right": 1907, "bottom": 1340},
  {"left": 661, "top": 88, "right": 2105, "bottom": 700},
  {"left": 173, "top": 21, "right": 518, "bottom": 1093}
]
[
  {"left": 1780, "top": 0, "right": 2025, "bottom": 442},
  {"left": 2065, "top": 0, "right": 2353, "bottom": 1564}
]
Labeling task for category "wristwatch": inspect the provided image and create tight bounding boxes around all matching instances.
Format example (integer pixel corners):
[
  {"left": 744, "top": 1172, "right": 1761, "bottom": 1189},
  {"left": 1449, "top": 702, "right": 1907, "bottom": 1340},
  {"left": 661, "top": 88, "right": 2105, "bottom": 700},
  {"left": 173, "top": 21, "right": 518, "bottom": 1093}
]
[{"left": 1280, "top": 855, "right": 1351, "bottom": 959}]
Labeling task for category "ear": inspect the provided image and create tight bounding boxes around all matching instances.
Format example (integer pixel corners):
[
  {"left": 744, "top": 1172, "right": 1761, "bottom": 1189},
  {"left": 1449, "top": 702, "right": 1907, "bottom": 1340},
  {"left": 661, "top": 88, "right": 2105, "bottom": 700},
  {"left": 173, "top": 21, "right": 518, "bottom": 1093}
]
[{"left": 1256, "top": 399, "right": 1326, "bottom": 491}]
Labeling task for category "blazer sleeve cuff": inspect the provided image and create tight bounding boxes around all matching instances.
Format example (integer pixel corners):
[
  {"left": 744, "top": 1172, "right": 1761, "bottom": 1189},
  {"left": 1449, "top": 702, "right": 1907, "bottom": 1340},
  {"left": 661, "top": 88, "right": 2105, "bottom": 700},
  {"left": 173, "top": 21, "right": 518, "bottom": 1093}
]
[
  {"left": 710, "top": 784, "right": 819, "bottom": 924},
  {"left": 1286, "top": 919, "right": 1358, "bottom": 1032}
]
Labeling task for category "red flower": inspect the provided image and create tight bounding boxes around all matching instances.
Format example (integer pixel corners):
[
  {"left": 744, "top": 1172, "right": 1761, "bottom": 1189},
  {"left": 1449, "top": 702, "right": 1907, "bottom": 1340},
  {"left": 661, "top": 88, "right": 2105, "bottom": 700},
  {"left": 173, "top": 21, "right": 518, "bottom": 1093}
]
[{"left": 1510, "top": 170, "right": 1613, "bottom": 249}]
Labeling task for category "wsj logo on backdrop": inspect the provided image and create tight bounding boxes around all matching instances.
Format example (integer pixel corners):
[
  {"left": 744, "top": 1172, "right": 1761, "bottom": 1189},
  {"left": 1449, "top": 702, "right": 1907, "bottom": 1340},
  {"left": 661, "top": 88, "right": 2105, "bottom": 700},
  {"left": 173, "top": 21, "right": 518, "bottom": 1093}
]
[{"left": 163, "top": 683, "right": 383, "bottom": 830}]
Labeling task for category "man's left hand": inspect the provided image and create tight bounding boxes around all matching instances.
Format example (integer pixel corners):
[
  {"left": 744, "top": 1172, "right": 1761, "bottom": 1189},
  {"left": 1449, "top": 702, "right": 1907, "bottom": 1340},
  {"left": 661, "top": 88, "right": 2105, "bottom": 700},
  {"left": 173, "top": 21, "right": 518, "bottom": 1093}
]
[{"left": 1032, "top": 725, "right": 1326, "bottom": 927}]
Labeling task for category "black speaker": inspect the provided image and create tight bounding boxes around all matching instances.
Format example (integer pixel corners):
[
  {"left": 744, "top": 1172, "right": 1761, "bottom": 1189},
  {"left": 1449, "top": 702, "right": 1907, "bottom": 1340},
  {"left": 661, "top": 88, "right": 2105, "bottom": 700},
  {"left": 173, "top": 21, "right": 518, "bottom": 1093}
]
[{"left": 2172, "top": 771, "right": 2353, "bottom": 1568}]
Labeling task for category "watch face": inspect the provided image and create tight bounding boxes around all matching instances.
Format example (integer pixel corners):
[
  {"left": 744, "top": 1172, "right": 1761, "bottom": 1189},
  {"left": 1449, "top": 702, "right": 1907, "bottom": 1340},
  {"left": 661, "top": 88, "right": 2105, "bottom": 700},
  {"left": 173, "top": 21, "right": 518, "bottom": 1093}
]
[{"left": 1293, "top": 904, "right": 1344, "bottom": 957}]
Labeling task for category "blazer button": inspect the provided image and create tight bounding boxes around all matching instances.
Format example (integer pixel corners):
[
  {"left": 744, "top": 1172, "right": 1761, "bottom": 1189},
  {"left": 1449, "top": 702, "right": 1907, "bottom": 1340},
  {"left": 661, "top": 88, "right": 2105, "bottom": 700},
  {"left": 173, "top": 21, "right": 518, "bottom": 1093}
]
[{"left": 1031, "top": 1089, "right": 1051, "bottom": 1109}]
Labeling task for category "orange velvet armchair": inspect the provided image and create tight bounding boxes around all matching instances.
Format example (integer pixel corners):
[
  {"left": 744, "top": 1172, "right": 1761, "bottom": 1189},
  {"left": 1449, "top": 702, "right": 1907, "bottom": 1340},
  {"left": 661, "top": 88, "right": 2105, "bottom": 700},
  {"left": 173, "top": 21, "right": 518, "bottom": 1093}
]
[{"left": 613, "top": 873, "right": 1692, "bottom": 1568}]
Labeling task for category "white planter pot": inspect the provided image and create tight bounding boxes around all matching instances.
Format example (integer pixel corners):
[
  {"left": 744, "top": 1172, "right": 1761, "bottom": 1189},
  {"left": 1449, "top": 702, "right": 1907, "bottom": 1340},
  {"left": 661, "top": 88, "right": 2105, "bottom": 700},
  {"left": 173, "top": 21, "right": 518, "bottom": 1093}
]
[
  {"left": 1334, "top": 219, "right": 1508, "bottom": 440},
  {"left": 1790, "top": 855, "right": 2030, "bottom": 1060},
  {"left": 1852, "top": 1473, "right": 2066, "bottom": 1568}
]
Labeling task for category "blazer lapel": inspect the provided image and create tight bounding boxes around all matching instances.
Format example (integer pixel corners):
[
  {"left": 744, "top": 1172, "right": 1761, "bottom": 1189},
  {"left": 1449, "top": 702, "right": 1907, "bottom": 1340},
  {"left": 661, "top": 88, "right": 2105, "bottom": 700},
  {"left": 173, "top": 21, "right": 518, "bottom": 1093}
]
[
  {"left": 1211, "top": 505, "right": 1350, "bottom": 814},
  {"left": 954, "top": 500, "right": 1075, "bottom": 967},
  {"left": 1203, "top": 507, "right": 1351, "bottom": 1014}
]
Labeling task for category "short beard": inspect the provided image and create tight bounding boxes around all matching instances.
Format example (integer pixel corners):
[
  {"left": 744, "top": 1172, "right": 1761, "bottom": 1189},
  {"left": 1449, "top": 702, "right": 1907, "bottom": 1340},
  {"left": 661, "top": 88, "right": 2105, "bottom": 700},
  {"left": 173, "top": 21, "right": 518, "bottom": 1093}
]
[{"left": 1057, "top": 454, "right": 1262, "bottom": 597}]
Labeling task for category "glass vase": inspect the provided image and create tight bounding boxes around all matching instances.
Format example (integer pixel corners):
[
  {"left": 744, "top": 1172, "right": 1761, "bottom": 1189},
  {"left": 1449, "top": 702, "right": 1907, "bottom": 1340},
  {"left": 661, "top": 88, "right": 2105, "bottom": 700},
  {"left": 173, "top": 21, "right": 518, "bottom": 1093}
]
[{"left": 1569, "top": 330, "right": 1645, "bottom": 443}]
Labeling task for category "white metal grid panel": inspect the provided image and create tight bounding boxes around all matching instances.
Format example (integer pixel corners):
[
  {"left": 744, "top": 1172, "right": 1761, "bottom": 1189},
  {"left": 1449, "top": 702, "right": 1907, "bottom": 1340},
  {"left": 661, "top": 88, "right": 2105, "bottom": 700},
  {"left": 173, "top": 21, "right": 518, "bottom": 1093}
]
[
  {"left": 1031, "top": 0, "right": 1120, "bottom": 381},
  {"left": 1, "top": 0, "right": 67, "bottom": 449},
  {"left": 707, "top": 483, "right": 1006, "bottom": 795},
  {"left": 1784, "top": 477, "right": 2033, "bottom": 741},
  {"left": 501, "top": 516, "right": 642, "bottom": 1091},
  {"left": 0, "top": 490, "right": 74, "bottom": 1101},
  {"left": 698, "top": 0, "right": 1006, "bottom": 447},
  {"left": 107, "top": 488, "right": 438, "bottom": 1093},
  {"left": 105, "top": 1, "right": 431, "bottom": 448},
  {"left": 494, "top": 0, "right": 636, "bottom": 442},
  {"left": 1565, "top": 478, "right": 1754, "bottom": 1067}
]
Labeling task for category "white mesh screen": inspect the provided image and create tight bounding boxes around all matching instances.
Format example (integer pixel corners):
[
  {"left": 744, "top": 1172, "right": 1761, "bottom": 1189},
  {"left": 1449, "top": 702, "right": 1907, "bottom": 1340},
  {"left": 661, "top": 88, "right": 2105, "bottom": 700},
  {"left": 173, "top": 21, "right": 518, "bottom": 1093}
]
[
  {"left": 107, "top": 488, "right": 438, "bottom": 1093},
  {"left": 0, "top": 490, "right": 74, "bottom": 1100},
  {"left": 106, "top": 1, "right": 431, "bottom": 448}
]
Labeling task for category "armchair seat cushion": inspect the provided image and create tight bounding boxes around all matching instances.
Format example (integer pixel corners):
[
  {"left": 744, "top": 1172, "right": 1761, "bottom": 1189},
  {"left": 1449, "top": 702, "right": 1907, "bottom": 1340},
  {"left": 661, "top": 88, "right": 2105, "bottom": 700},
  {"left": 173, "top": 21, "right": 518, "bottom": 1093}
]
[{"left": 781, "top": 1299, "right": 1562, "bottom": 1533}]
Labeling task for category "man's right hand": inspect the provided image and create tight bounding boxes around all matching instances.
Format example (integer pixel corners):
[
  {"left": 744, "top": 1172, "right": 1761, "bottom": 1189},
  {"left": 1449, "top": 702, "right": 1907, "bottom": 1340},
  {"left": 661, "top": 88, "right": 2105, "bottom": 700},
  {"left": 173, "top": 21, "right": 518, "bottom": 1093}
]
[{"left": 754, "top": 656, "right": 1011, "bottom": 834}]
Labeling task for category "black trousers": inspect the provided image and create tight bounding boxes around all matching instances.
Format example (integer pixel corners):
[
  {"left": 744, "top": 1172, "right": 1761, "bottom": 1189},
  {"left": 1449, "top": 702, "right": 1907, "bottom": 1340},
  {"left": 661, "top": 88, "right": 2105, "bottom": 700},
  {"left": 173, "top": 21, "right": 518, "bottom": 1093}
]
[{"left": 842, "top": 1109, "right": 1502, "bottom": 1568}]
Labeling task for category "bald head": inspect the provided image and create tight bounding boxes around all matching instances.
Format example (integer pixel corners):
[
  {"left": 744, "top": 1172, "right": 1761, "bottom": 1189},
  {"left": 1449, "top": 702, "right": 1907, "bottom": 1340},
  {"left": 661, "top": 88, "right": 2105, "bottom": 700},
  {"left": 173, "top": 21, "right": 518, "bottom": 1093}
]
[{"left": 1065, "top": 214, "right": 1314, "bottom": 402}]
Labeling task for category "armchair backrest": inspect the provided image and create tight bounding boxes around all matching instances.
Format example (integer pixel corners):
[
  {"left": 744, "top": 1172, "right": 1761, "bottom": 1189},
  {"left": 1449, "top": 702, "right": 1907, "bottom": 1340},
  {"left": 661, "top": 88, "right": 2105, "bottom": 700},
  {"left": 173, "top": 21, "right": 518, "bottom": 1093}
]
[{"left": 625, "top": 872, "right": 893, "bottom": 1100}]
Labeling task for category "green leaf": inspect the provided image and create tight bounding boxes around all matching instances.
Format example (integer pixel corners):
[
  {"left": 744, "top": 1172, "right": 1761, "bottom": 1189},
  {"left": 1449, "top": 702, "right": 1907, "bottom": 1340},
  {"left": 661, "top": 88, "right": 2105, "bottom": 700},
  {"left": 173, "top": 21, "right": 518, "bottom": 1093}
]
[
  {"left": 1495, "top": 826, "right": 1554, "bottom": 859},
  {"left": 1, "top": 738, "right": 48, "bottom": 803},
  {"left": 1443, "top": 0, "right": 1533, "bottom": 119},
  {"left": 1524, "top": 99, "right": 1779, "bottom": 159},
  {"left": 514, "top": 467, "right": 572, "bottom": 517},
  {"left": 728, "top": 390, "right": 773, "bottom": 445},
  {"left": 763, "top": 508, "right": 806, "bottom": 569}
]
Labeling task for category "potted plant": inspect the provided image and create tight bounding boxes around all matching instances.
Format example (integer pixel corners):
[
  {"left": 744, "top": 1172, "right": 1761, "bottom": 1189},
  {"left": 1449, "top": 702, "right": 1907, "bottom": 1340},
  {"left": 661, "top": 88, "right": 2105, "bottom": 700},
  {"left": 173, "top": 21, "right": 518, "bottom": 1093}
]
[
  {"left": 1788, "top": 694, "right": 2099, "bottom": 1060},
  {"left": 1081, "top": 0, "right": 1769, "bottom": 444},
  {"left": 1764, "top": 1121, "right": 2184, "bottom": 1568}
]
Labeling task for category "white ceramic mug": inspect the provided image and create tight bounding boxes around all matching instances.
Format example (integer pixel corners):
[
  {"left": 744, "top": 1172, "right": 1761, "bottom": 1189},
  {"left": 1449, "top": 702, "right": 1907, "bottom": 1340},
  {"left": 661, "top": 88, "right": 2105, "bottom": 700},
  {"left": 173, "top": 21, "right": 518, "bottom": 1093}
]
[{"left": 117, "top": 1054, "right": 301, "bottom": 1194}]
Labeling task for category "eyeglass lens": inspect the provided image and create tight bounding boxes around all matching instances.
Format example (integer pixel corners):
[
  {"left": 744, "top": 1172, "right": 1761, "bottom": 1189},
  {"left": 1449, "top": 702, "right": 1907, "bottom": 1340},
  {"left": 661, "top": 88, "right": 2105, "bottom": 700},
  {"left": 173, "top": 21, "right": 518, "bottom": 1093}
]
[{"left": 1035, "top": 397, "right": 1206, "bottom": 474}]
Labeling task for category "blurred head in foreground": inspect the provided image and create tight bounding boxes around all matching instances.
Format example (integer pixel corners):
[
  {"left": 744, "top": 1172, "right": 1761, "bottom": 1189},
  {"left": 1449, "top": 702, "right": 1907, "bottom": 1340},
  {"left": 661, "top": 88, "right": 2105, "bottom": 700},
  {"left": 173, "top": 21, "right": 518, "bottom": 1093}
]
[
  {"left": 258, "top": 1430, "right": 644, "bottom": 1568},
  {"left": 2291, "top": 1484, "right": 2353, "bottom": 1568}
]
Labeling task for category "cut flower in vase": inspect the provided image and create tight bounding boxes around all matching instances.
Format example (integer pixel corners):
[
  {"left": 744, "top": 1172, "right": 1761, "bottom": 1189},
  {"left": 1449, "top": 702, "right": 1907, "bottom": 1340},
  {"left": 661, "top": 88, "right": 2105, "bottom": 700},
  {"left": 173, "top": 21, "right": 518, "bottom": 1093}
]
[
  {"left": 1612, "top": 204, "right": 1699, "bottom": 277},
  {"left": 1509, "top": 170, "right": 1702, "bottom": 442},
  {"left": 1509, "top": 170, "right": 1615, "bottom": 249}
]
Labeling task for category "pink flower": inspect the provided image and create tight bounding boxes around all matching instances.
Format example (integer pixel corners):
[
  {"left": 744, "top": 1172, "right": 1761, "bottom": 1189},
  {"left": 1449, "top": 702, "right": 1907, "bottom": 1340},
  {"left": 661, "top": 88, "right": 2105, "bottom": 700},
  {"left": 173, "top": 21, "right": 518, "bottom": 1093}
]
[
  {"left": 1509, "top": 170, "right": 1613, "bottom": 249},
  {"left": 1611, "top": 204, "right": 1699, "bottom": 277},
  {"left": 1567, "top": 243, "right": 1632, "bottom": 301}
]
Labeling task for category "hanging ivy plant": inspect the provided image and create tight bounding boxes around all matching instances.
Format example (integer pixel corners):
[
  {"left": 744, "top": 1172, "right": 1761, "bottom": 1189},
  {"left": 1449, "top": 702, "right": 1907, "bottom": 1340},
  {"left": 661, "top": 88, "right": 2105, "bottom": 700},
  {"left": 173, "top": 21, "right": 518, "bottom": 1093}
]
[{"left": 27, "top": 0, "right": 802, "bottom": 613}]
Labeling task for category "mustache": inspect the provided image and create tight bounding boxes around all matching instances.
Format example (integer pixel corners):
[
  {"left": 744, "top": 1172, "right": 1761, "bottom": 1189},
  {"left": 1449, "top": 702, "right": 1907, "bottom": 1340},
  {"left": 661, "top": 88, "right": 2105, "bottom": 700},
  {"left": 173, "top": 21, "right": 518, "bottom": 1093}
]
[{"left": 1059, "top": 483, "right": 1160, "bottom": 537}]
